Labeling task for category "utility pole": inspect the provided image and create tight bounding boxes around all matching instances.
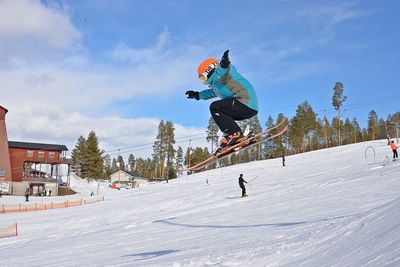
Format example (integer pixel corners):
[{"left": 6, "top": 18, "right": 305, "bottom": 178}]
[
  {"left": 354, "top": 130, "right": 357, "bottom": 143},
  {"left": 338, "top": 111, "right": 342, "bottom": 146},
  {"left": 188, "top": 139, "right": 192, "bottom": 168},
  {"left": 118, "top": 149, "right": 120, "bottom": 182},
  {"left": 323, "top": 121, "right": 328, "bottom": 148}
]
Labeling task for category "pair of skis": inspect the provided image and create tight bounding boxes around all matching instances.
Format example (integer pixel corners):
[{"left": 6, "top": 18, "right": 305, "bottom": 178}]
[{"left": 183, "top": 117, "right": 288, "bottom": 172}]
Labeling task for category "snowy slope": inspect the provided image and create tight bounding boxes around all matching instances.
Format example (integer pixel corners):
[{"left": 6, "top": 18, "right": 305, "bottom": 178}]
[{"left": 0, "top": 140, "right": 399, "bottom": 266}]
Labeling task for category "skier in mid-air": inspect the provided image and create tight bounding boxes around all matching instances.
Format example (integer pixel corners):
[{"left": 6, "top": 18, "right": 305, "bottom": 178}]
[{"left": 185, "top": 50, "right": 259, "bottom": 150}]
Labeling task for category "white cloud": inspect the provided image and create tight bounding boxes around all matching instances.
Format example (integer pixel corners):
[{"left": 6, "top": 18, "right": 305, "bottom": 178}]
[
  {"left": 5, "top": 107, "right": 207, "bottom": 159},
  {"left": 0, "top": 0, "right": 82, "bottom": 66},
  {"left": 112, "top": 27, "right": 172, "bottom": 63},
  {"left": 0, "top": 1, "right": 207, "bottom": 159}
]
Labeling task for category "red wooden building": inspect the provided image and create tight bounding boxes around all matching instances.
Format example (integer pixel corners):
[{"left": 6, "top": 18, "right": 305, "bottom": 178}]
[{"left": 0, "top": 105, "right": 71, "bottom": 195}]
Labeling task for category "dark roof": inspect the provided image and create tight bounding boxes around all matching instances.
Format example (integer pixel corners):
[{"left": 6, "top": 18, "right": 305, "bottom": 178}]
[
  {"left": 0, "top": 105, "right": 8, "bottom": 113},
  {"left": 114, "top": 170, "right": 145, "bottom": 179},
  {"left": 126, "top": 171, "right": 145, "bottom": 179},
  {"left": 8, "top": 141, "right": 68, "bottom": 151}
]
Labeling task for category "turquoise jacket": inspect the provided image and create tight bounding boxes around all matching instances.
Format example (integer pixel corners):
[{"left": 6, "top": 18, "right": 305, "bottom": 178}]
[{"left": 198, "top": 64, "right": 258, "bottom": 111}]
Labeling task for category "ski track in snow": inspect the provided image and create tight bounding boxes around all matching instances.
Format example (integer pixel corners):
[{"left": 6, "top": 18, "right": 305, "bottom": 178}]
[{"left": 0, "top": 140, "right": 399, "bottom": 266}]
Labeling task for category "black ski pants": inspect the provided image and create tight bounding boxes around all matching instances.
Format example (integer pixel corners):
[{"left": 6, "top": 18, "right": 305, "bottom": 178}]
[
  {"left": 210, "top": 98, "right": 258, "bottom": 135},
  {"left": 240, "top": 185, "right": 246, "bottom": 197},
  {"left": 393, "top": 149, "right": 398, "bottom": 159}
]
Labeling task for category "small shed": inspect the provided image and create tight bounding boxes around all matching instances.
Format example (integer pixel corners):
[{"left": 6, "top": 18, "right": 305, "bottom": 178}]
[{"left": 110, "top": 170, "right": 146, "bottom": 188}]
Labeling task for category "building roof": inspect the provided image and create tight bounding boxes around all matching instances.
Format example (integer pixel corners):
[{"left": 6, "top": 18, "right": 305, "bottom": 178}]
[
  {"left": 111, "top": 170, "right": 145, "bottom": 179},
  {"left": 0, "top": 105, "right": 8, "bottom": 113},
  {"left": 8, "top": 141, "right": 68, "bottom": 151}
]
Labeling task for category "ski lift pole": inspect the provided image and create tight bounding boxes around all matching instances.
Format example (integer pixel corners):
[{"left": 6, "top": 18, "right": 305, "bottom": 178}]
[{"left": 188, "top": 139, "right": 191, "bottom": 169}]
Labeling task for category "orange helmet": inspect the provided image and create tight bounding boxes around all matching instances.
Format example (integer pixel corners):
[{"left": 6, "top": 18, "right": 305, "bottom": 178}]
[{"left": 198, "top": 58, "right": 219, "bottom": 84}]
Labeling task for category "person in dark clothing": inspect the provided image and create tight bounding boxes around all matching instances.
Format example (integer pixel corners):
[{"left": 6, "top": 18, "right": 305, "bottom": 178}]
[
  {"left": 238, "top": 174, "right": 248, "bottom": 198},
  {"left": 25, "top": 189, "right": 30, "bottom": 202},
  {"left": 282, "top": 155, "right": 286, "bottom": 167}
]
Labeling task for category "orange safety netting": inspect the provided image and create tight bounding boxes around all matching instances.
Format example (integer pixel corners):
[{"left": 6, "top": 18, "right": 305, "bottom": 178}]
[
  {"left": 0, "top": 223, "right": 18, "bottom": 238},
  {"left": 1, "top": 196, "right": 104, "bottom": 214}
]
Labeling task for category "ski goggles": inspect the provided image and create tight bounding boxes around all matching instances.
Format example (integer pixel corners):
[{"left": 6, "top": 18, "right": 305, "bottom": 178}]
[
  {"left": 198, "top": 66, "right": 217, "bottom": 84},
  {"left": 199, "top": 73, "right": 209, "bottom": 84}
]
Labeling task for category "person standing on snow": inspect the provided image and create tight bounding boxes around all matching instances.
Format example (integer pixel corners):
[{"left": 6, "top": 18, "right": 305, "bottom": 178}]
[
  {"left": 25, "top": 189, "right": 30, "bottom": 202},
  {"left": 185, "top": 50, "right": 258, "bottom": 150},
  {"left": 390, "top": 140, "right": 398, "bottom": 160},
  {"left": 238, "top": 174, "right": 248, "bottom": 198}
]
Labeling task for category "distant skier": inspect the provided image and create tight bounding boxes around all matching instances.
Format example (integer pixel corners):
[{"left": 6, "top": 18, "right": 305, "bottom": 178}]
[
  {"left": 390, "top": 140, "right": 398, "bottom": 160},
  {"left": 282, "top": 154, "right": 286, "bottom": 167},
  {"left": 185, "top": 50, "right": 259, "bottom": 150},
  {"left": 238, "top": 174, "right": 248, "bottom": 198},
  {"left": 25, "top": 189, "right": 29, "bottom": 202}
]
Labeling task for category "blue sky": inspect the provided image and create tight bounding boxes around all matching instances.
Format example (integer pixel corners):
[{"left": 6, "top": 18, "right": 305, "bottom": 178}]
[
  {"left": 1, "top": 0, "right": 399, "bottom": 158},
  {"left": 66, "top": 0, "right": 399, "bottom": 123}
]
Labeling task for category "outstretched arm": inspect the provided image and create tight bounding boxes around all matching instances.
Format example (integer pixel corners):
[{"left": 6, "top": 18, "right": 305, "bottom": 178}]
[
  {"left": 185, "top": 91, "right": 199, "bottom": 100},
  {"left": 220, "top": 50, "right": 230, "bottom": 68},
  {"left": 185, "top": 89, "right": 217, "bottom": 100}
]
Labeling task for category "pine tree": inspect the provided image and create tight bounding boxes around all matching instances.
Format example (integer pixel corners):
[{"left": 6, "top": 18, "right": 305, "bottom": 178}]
[
  {"left": 275, "top": 113, "right": 288, "bottom": 156},
  {"left": 248, "top": 115, "right": 263, "bottom": 161},
  {"left": 153, "top": 120, "right": 166, "bottom": 177},
  {"left": 321, "top": 116, "right": 332, "bottom": 148},
  {"left": 332, "top": 82, "right": 347, "bottom": 146},
  {"left": 206, "top": 117, "right": 219, "bottom": 153},
  {"left": 387, "top": 112, "right": 400, "bottom": 140},
  {"left": 184, "top": 147, "right": 192, "bottom": 168},
  {"left": 128, "top": 154, "right": 135, "bottom": 173},
  {"left": 152, "top": 120, "right": 176, "bottom": 179},
  {"left": 351, "top": 117, "right": 361, "bottom": 143},
  {"left": 377, "top": 118, "right": 387, "bottom": 140},
  {"left": 176, "top": 146, "right": 184, "bottom": 173},
  {"left": 331, "top": 117, "right": 342, "bottom": 146},
  {"left": 116, "top": 155, "right": 125, "bottom": 172},
  {"left": 263, "top": 116, "right": 275, "bottom": 159},
  {"left": 71, "top": 135, "right": 87, "bottom": 178},
  {"left": 86, "top": 131, "right": 104, "bottom": 179},
  {"left": 289, "top": 101, "right": 318, "bottom": 153},
  {"left": 367, "top": 110, "right": 378, "bottom": 140},
  {"left": 164, "top": 121, "right": 176, "bottom": 179},
  {"left": 188, "top": 147, "right": 210, "bottom": 170},
  {"left": 103, "top": 154, "right": 112, "bottom": 178},
  {"left": 342, "top": 118, "right": 354, "bottom": 145}
]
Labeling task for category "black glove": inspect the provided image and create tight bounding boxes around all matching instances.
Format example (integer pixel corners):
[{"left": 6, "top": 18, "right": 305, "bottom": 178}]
[
  {"left": 220, "top": 49, "right": 230, "bottom": 68},
  {"left": 185, "top": 90, "right": 199, "bottom": 100}
]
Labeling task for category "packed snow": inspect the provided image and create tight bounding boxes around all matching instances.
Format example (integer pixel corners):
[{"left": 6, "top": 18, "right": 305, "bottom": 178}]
[{"left": 1, "top": 140, "right": 399, "bottom": 266}]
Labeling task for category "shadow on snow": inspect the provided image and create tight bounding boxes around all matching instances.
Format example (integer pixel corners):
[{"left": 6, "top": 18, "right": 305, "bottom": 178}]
[
  {"left": 153, "top": 215, "right": 351, "bottom": 229},
  {"left": 123, "top": 249, "right": 180, "bottom": 261}
]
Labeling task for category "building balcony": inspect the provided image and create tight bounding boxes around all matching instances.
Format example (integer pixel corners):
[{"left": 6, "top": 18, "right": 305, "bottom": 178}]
[{"left": 23, "top": 175, "right": 57, "bottom": 183}]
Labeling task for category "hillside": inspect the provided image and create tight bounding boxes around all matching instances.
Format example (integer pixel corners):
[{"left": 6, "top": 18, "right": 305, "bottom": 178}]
[{"left": 0, "top": 140, "right": 399, "bottom": 266}]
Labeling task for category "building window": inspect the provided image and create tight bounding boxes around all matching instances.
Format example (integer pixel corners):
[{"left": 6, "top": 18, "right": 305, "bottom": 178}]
[
  {"left": 38, "top": 151, "right": 45, "bottom": 158},
  {"left": 0, "top": 170, "right": 5, "bottom": 177},
  {"left": 49, "top": 152, "right": 56, "bottom": 158},
  {"left": 27, "top": 151, "right": 34, "bottom": 157}
]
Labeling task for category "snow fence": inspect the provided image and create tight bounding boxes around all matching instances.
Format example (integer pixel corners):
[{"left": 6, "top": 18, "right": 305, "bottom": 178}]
[
  {"left": 0, "top": 223, "right": 18, "bottom": 238},
  {"left": 0, "top": 196, "right": 104, "bottom": 214}
]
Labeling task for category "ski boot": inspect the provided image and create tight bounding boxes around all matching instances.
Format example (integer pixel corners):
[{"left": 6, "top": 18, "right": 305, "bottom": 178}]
[{"left": 213, "top": 131, "right": 244, "bottom": 155}]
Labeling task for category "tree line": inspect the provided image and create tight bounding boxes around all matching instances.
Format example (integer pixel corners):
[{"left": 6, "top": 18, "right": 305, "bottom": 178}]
[{"left": 71, "top": 82, "right": 400, "bottom": 180}]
